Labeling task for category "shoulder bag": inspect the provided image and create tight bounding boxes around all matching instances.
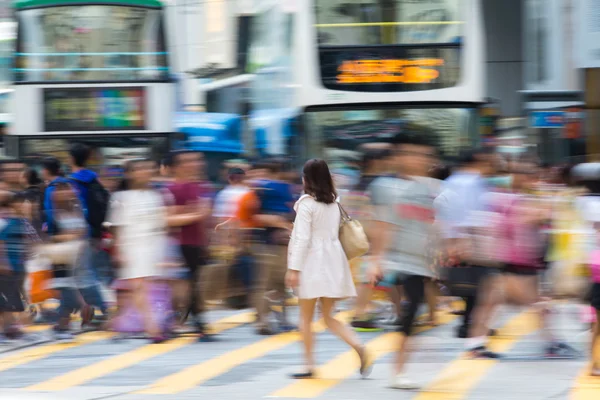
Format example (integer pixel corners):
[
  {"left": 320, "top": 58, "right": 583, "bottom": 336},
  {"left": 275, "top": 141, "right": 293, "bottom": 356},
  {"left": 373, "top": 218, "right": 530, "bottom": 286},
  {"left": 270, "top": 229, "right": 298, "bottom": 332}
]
[{"left": 337, "top": 202, "right": 370, "bottom": 260}]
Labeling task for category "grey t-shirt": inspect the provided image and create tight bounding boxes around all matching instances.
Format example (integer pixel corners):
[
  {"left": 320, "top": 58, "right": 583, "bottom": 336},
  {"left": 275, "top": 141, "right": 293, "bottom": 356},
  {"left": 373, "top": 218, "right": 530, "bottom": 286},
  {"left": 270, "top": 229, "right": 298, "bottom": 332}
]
[{"left": 369, "top": 176, "right": 436, "bottom": 278}]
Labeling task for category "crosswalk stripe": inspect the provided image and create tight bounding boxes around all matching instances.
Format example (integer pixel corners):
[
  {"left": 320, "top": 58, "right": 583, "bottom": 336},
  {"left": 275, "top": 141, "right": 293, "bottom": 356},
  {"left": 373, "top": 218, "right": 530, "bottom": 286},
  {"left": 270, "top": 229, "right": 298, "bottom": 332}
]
[
  {"left": 412, "top": 310, "right": 538, "bottom": 400},
  {"left": 0, "top": 331, "right": 114, "bottom": 373},
  {"left": 137, "top": 311, "right": 354, "bottom": 395},
  {"left": 269, "top": 310, "right": 459, "bottom": 398},
  {"left": 25, "top": 311, "right": 254, "bottom": 392},
  {"left": 571, "top": 364, "right": 600, "bottom": 399},
  {"left": 24, "top": 325, "right": 52, "bottom": 333}
]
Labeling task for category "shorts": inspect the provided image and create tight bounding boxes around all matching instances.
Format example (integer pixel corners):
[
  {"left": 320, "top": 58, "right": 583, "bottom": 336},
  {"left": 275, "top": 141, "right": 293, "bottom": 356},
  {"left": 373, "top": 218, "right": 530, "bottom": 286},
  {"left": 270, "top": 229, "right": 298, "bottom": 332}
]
[
  {"left": 504, "top": 264, "right": 539, "bottom": 277},
  {"left": 591, "top": 283, "right": 600, "bottom": 311},
  {"left": 443, "top": 265, "right": 499, "bottom": 298},
  {"left": 0, "top": 273, "right": 25, "bottom": 312}
]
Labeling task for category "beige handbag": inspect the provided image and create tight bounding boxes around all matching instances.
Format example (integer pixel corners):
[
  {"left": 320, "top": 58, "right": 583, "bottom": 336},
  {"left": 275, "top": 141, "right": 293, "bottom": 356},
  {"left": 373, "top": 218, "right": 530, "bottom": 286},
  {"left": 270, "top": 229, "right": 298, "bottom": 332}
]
[
  {"left": 36, "top": 240, "right": 85, "bottom": 267},
  {"left": 337, "top": 203, "right": 370, "bottom": 260}
]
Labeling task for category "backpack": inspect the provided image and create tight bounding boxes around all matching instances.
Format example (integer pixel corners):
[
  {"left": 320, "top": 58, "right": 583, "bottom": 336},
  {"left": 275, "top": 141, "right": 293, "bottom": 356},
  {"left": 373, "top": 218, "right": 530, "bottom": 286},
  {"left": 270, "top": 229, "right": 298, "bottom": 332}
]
[{"left": 69, "top": 178, "right": 110, "bottom": 238}]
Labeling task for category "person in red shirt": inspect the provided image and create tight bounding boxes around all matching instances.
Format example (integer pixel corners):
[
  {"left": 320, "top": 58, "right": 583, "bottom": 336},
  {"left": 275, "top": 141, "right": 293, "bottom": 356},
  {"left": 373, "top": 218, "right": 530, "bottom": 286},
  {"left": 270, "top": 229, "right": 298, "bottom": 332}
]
[{"left": 167, "top": 151, "right": 213, "bottom": 339}]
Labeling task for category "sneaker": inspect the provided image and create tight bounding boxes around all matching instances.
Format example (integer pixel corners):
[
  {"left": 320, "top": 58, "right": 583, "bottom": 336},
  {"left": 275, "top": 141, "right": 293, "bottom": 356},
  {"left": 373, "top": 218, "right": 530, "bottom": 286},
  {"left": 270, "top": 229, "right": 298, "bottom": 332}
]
[
  {"left": 256, "top": 326, "right": 275, "bottom": 336},
  {"left": 54, "top": 330, "right": 74, "bottom": 342},
  {"left": 545, "top": 342, "right": 579, "bottom": 359},
  {"left": 468, "top": 346, "right": 501, "bottom": 359},
  {"left": 389, "top": 374, "right": 420, "bottom": 390},
  {"left": 351, "top": 319, "right": 383, "bottom": 332},
  {"left": 278, "top": 323, "right": 297, "bottom": 333}
]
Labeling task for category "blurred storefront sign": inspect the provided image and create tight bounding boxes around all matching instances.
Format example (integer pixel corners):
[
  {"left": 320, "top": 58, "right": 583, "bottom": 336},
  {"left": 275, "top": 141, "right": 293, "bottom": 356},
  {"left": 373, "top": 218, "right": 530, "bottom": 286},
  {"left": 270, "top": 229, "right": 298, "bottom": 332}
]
[
  {"left": 175, "top": 111, "right": 243, "bottom": 153},
  {"left": 530, "top": 111, "right": 565, "bottom": 128},
  {"left": 564, "top": 107, "right": 583, "bottom": 139},
  {"left": 43, "top": 87, "right": 146, "bottom": 132}
]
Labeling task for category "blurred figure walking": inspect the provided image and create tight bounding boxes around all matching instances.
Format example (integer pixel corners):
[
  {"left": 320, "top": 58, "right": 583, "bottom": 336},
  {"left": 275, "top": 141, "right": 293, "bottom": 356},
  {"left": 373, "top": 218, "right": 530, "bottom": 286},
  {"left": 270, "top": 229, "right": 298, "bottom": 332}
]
[{"left": 286, "top": 159, "right": 370, "bottom": 379}]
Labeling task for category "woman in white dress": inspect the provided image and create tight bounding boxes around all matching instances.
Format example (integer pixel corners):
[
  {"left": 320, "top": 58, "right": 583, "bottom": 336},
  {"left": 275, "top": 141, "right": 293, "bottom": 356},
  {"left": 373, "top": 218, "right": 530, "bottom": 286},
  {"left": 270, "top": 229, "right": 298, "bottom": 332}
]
[
  {"left": 107, "top": 158, "right": 168, "bottom": 342},
  {"left": 286, "top": 159, "right": 371, "bottom": 379}
]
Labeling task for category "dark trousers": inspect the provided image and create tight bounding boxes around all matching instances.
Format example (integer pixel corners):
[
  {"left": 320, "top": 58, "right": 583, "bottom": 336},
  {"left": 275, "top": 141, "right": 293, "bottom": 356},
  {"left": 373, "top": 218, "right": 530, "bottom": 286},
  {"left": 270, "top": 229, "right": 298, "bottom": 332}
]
[
  {"left": 181, "top": 245, "right": 207, "bottom": 325},
  {"left": 398, "top": 275, "right": 426, "bottom": 336},
  {"left": 462, "top": 295, "right": 477, "bottom": 330}
]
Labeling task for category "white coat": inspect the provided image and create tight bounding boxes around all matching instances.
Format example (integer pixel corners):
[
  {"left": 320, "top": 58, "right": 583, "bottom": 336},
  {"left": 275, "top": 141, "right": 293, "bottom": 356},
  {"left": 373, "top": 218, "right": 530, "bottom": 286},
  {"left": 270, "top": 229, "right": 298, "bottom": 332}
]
[{"left": 288, "top": 195, "right": 357, "bottom": 299}]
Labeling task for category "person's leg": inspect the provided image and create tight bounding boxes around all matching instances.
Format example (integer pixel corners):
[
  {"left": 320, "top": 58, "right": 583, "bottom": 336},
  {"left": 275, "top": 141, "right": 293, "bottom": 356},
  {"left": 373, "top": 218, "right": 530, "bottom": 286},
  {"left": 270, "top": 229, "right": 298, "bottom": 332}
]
[
  {"left": 391, "top": 275, "right": 425, "bottom": 389},
  {"left": 253, "top": 244, "right": 273, "bottom": 334},
  {"left": 195, "top": 247, "right": 209, "bottom": 329},
  {"left": 294, "top": 298, "right": 317, "bottom": 377},
  {"left": 424, "top": 279, "right": 438, "bottom": 326},
  {"left": 78, "top": 242, "right": 107, "bottom": 312},
  {"left": 57, "top": 288, "right": 82, "bottom": 331},
  {"left": 458, "top": 295, "right": 476, "bottom": 338},
  {"left": 131, "top": 278, "right": 160, "bottom": 340},
  {"left": 592, "top": 309, "right": 600, "bottom": 375},
  {"left": 468, "top": 270, "right": 503, "bottom": 357},
  {"left": 180, "top": 245, "right": 200, "bottom": 327},
  {"left": 320, "top": 297, "right": 362, "bottom": 350}
]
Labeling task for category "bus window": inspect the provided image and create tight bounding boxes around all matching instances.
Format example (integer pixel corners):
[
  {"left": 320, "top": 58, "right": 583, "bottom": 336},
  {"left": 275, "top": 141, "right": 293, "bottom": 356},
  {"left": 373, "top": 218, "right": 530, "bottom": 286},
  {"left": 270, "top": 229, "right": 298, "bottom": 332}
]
[{"left": 15, "top": 5, "right": 169, "bottom": 82}]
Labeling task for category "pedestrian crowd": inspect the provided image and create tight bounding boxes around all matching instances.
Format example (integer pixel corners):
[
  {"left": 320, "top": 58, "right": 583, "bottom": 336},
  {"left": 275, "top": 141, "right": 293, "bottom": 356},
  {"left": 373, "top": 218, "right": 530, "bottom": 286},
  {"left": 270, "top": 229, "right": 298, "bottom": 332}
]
[{"left": 0, "top": 134, "right": 598, "bottom": 390}]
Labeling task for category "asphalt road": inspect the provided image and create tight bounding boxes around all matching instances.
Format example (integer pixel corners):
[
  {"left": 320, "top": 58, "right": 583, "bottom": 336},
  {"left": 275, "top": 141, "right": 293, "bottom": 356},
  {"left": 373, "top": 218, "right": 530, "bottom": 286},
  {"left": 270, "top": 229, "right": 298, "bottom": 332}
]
[{"left": 0, "top": 304, "right": 597, "bottom": 400}]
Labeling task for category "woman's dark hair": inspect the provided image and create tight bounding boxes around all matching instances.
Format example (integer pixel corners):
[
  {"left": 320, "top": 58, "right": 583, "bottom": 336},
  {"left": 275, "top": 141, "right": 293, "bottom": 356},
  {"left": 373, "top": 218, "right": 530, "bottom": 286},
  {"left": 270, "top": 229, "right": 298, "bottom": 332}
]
[{"left": 303, "top": 159, "right": 337, "bottom": 204}]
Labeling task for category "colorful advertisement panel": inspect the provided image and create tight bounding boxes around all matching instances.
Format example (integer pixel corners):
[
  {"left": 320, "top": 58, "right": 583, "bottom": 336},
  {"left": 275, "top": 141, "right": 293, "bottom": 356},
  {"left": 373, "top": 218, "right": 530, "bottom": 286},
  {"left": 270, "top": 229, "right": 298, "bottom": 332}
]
[{"left": 43, "top": 87, "right": 146, "bottom": 132}]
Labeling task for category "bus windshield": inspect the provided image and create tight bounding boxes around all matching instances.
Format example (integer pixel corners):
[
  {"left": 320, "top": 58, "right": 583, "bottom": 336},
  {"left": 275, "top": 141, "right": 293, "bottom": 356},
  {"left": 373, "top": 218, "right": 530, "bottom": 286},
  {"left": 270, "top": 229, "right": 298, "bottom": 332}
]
[
  {"left": 314, "top": 0, "right": 464, "bottom": 92},
  {"left": 303, "top": 106, "right": 477, "bottom": 177},
  {"left": 314, "top": 0, "right": 465, "bottom": 46},
  {"left": 15, "top": 5, "right": 168, "bottom": 82}
]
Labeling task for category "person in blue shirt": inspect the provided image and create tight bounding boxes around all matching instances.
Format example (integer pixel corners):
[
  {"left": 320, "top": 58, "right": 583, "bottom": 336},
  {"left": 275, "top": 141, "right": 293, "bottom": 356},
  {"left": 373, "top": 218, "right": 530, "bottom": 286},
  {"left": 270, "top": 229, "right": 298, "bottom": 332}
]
[{"left": 0, "top": 191, "right": 29, "bottom": 340}]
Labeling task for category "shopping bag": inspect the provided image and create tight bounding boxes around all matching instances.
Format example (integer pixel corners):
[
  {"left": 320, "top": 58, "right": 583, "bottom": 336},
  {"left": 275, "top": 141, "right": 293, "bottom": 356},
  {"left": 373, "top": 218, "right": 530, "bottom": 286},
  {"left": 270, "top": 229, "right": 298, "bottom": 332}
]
[{"left": 26, "top": 256, "right": 58, "bottom": 304}]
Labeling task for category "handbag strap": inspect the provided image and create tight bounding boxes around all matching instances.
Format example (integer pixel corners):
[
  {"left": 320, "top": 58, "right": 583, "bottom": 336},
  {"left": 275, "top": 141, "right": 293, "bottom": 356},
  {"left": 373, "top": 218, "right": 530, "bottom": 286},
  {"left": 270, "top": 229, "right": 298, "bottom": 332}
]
[{"left": 337, "top": 202, "right": 351, "bottom": 224}]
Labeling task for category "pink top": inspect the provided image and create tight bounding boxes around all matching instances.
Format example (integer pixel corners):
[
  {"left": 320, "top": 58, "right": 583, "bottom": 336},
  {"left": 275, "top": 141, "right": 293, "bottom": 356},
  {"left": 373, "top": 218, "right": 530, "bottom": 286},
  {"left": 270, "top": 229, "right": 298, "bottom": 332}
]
[
  {"left": 500, "top": 194, "right": 545, "bottom": 268},
  {"left": 590, "top": 250, "right": 600, "bottom": 283}
]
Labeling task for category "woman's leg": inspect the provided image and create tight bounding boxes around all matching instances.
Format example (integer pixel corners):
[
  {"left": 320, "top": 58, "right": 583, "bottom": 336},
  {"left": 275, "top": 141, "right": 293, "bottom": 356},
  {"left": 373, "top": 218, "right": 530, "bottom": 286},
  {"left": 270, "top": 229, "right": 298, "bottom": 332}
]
[
  {"left": 298, "top": 298, "right": 318, "bottom": 372},
  {"left": 320, "top": 298, "right": 362, "bottom": 351}
]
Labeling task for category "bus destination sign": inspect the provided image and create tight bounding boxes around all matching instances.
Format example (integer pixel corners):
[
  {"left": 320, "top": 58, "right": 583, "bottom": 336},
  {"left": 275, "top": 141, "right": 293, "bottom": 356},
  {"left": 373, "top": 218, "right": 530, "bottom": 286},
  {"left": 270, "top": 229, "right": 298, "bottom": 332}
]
[
  {"left": 319, "top": 45, "right": 460, "bottom": 92},
  {"left": 336, "top": 58, "right": 444, "bottom": 84},
  {"left": 44, "top": 87, "right": 146, "bottom": 132}
]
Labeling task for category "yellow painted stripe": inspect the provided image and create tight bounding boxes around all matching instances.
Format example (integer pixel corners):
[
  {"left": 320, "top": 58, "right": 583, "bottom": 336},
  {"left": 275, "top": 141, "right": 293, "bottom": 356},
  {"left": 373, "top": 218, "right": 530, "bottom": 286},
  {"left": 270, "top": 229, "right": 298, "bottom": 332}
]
[
  {"left": 413, "top": 311, "right": 538, "bottom": 400},
  {"left": 138, "top": 311, "right": 354, "bottom": 395},
  {"left": 570, "top": 365, "right": 600, "bottom": 400},
  {"left": 24, "top": 325, "right": 52, "bottom": 333},
  {"left": 270, "top": 310, "right": 459, "bottom": 398},
  {"left": 0, "top": 331, "right": 113, "bottom": 373},
  {"left": 26, "top": 312, "right": 254, "bottom": 392}
]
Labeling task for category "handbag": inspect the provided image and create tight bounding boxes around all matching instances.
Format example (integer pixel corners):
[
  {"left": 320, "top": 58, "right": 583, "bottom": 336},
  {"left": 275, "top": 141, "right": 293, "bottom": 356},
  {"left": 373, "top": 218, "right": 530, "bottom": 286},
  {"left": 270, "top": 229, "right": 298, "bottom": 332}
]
[
  {"left": 36, "top": 240, "right": 85, "bottom": 267},
  {"left": 337, "top": 202, "right": 370, "bottom": 260}
]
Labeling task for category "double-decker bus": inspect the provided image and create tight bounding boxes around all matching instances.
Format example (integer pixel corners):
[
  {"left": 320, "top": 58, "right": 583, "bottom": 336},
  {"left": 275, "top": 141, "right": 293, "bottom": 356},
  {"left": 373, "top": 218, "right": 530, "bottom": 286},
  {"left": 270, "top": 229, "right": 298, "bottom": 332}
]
[
  {"left": 7, "top": 0, "right": 174, "bottom": 167},
  {"left": 248, "top": 0, "right": 485, "bottom": 172}
]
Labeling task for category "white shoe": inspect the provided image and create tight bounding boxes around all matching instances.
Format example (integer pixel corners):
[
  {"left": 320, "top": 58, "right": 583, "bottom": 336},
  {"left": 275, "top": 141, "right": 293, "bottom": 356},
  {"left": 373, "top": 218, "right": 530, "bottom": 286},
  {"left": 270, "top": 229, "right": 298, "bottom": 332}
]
[{"left": 389, "top": 374, "right": 420, "bottom": 390}]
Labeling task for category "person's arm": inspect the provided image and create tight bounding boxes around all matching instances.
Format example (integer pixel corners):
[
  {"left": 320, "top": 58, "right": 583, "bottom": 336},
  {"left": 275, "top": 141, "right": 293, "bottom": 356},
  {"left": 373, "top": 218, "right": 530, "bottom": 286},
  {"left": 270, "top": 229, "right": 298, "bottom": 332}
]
[{"left": 287, "top": 200, "right": 312, "bottom": 272}]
